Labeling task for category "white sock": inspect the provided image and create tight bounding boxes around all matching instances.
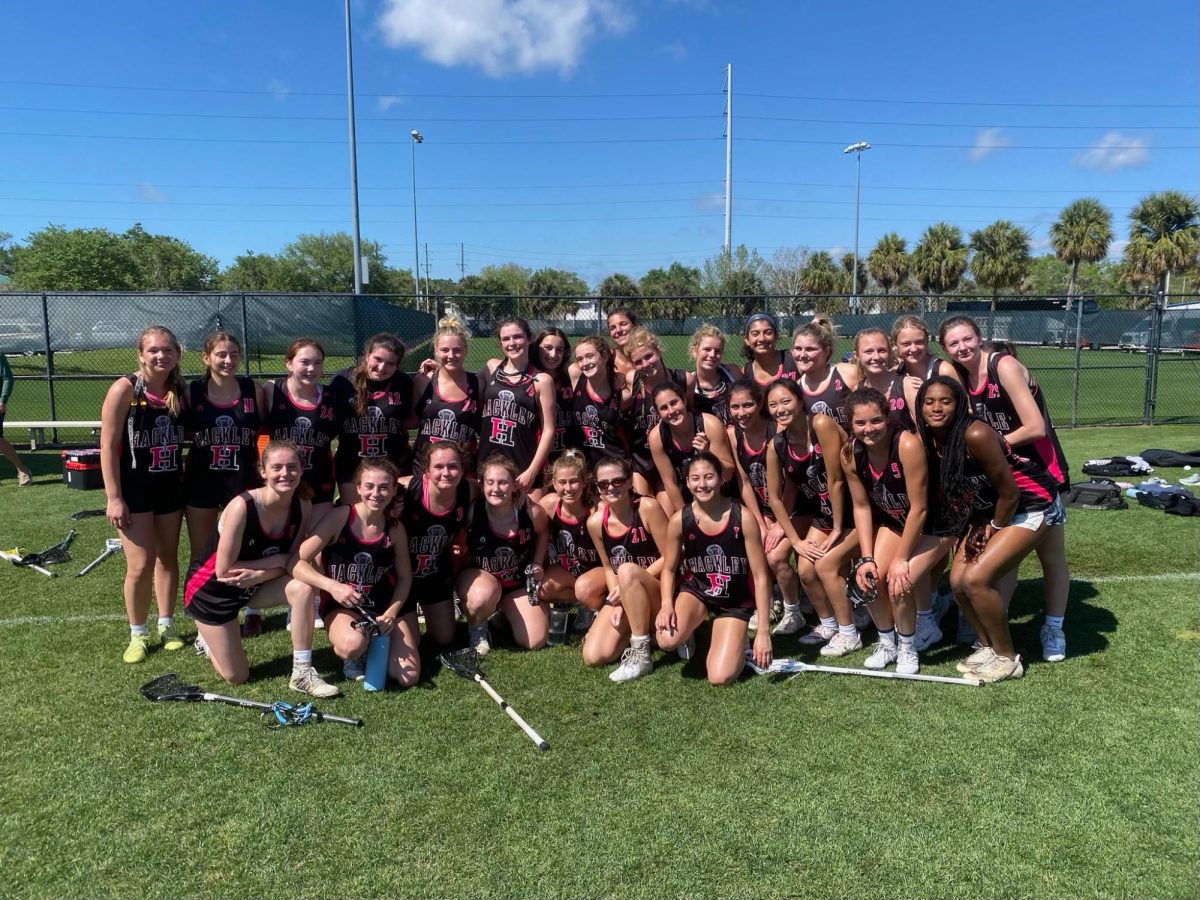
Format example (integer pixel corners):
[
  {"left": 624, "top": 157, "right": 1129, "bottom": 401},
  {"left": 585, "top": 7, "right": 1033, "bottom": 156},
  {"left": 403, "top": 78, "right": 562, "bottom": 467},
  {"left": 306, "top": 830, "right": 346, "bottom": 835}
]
[
  {"left": 916, "top": 609, "right": 934, "bottom": 623},
  {"left": 157, "top": 616, "right": 173, "bottom": 630},
  {"left": 838, "top": 623, "right": 858, "bottom": 638},
  {"left": 130, "top": 624, "right": 149, "bottom": 636},
  {"left": 898, "top": 631, "right": 915, "bottom": 648},
  {"left": 877, "top": 628, "right": 896, "bottom": 645},
  {"left": 1045, "top": 615, "right": 1065, "bottom": 629},
  {"left": 819, "top": 616, "right": 837, "bottom": 629},
  {"left": 630, "top": 633, "right": 649, "bottom": 648},
  {"left": 293, "top": 649, "right": 312, "bottom": 668},
  {"left": 783, "top": 601, "right": 801, "bottom": 611}
]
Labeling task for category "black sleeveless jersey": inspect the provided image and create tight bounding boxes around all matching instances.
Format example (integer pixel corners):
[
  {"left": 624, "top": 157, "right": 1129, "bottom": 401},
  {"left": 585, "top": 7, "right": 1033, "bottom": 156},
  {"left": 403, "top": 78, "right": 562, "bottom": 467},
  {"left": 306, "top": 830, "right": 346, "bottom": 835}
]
[
  {"left": 330, "top": 370, "right": 414, "bottom": 480},
  {"left": 931, "top": 430, "right": 1058, "bottom": 534},
  {"left": 549, "top": 500, "right": 601, "bottom": 576},
  {"left": 773, "top": 431, "right": 838, "bottom": 531},
  {"left": 692, "top": 366, "right": 737, "bottom": 425},
  {"left": 547, "top": 374, "right": 577, "bottom": 456},
  {"left": 679, "top": 502, "right": 754, "bottom": 611},
  {"left": 266, "top": 379, "right": 339, "bottom": 500},
  {"left": 853, "top": 431, "right": 910, "bottom": 531},
  {"left": 748, "top": 352, "right": 798, "bottom": 387},
  {"left": 957, "top": 353, "right": 1069, "bottom": 492},
  {"left": 185, "top": 491, "right": 302, "bottom": 602},
  {"left": 400, "top": 475, "right": 470, "bottom": 589},
  {"left": 895, "top": 357, "right": 946, "bottom": 432},
  {"left": 802, "top": 368, "right": 852, "bottom": 426},
  {"left": 479, "top": 365, "right": 542, "bottom": 474},
  {"left": 657, "top": 413, "right": 706, "bottom": 492},
  {"left": 735, "top": 422, "right": 776, "bottom": 516},
  {"left": 412, "top": 372, "right": 482, "bottom": 468},
  {"left": 120, "top": 374, "right": 186, "bottom": 478},
  {"left": 468, "top": 498, "right": 535, "bottom": 590},
  {"left": 321, "top": 506, "right": 397, "bottom": 614},
  {"left": 571, "top": 374, "right": 628, "bottom": 467},
  {"left": 599, "top": 501, "right": 660, "bottom": 570},
  {"left": 184, "top": 377, "right": 261, "bottom": 505},
  {"left": 629, "top": 367, "right": 687, "bottom": 474}
]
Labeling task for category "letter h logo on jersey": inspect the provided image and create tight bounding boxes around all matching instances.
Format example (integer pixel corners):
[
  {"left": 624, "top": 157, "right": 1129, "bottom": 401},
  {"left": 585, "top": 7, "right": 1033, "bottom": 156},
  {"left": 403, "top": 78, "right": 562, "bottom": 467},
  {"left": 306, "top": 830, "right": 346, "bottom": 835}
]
[
  {"left": 489, "top": 418, "right": 517, "bottom": 447},
  {"left": 705, "top": 572, "right": 731, "bottom": 597},
  {"left": 148, "top": 444, "right": 179, "bottom": 473},
  {"left": 211, "top": 445, "right": 241, "bottom": 471},
  {"left": 359, "top": 433, "right": 387, "bottom": 457}
]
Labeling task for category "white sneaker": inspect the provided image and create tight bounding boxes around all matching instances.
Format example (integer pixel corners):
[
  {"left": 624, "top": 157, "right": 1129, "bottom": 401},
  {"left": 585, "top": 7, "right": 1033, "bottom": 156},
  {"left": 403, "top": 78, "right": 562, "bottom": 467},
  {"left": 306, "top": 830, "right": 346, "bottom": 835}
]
[
  {"left": 797, "top": 621, "right": 838, "bottom": 645},
  {"left": 343, "top": 657, "right": 366, "bottom": 682},
  {"left": 469, "top": 624, "right": 492, "bottom": 657},
  {"left": 896, "top": 643, "right": 919, "bottom": 675},
  {"left": 609, "top": 642, "right": 653, "bottom": 682},
  {"left": 773, "top": 605, "right": 807, "bottom": 636},
  {"left": 289, "top": 665, "right": 341, "bottom": 699},
  {"left": 955, "top": 645, "right": 995, "bottom": 674},
  {"left": 913, "top": 616, "right": 943, "bottom": 651},
  {"left": 973, "top": 652, "right": 1025, "bottom": 683},
  {"left": 864, "top": 639, "right": 898, "bottom": 669},
  {"left": 819, "top": 630, "right": 863, "bottom": 657},
  {"left": 1040, "top": 623, "right": 1067, "bottom": 662},
  {"left": 677, "top": 636, "right": 696, "bottom": 660},
  {"left": 193, "top": 633, "right": 209, "bottom": 657}
]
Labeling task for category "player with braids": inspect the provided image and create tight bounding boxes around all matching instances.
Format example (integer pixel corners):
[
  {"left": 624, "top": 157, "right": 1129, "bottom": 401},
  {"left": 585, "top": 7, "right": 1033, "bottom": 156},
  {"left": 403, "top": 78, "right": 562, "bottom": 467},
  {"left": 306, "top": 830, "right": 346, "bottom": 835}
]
[
  {"left": 792, "top": 315, "right": 860, "bottom": 426},
  {"left": 412, "top": 316, "right": 482, "bottom": 474},
  {"left": 293, "top": 458, "right": 419, "bottom": 688},
  {"left": 940, "top": 316, "right": 1071, "bottom": 662},
  {"left": 100, "top": 325, "right": 189, "bottom": 664},
  {"left": 570, "top": 334, "right": 631, "bottom": 467},
  {"left": 330, "top": 332, "right": 415, "bottom": 502},
  {"left": 477, "top": 316, "right": 557, "bottom": 500},
  {"left": 183, "top": 330, "right": 264, "bottom": 566},
  {"left": 915, "top": 376, "right": 1060, "bottom": 683},
  {"left": 688, "top": 324, "right": 742, "bottom": 425},
  {"left": 532, "top": 326, "right": 578, "bottom": 459},
  {"left": 538, "top": 450, "right": 607, "bottom": 632}
]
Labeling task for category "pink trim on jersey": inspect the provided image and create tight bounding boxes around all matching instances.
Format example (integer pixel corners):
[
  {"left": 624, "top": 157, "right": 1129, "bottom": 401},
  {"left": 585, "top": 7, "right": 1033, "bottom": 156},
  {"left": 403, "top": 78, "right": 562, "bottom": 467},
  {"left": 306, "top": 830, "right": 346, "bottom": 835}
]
[
  {"left": 1012, "top": 469, "right": 1053, "bottom": 504},
  {"left": 347, "top": 505, "right": 386, "bottom": 545},
  {"left": 285, "top": 382, "right": 322, "bottom": 411},
  {"left": 184, "top": 554, "right": 218, "bottom": 603}
]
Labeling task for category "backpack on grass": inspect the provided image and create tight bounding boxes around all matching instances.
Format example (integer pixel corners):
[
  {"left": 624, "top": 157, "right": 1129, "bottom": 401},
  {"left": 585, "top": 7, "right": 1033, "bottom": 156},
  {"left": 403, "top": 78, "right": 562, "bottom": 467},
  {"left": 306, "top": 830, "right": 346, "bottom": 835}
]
[
  {"left": 1064, "top": 479, "right": 1127, "bottom": 511},
  {"left": 1135, "top": 489, "right": 1200, "bottom": 517},
  {"left": 1138, "top": 448, "right": 1200, "bottom": 468},
  {"left": 1082, "top": 456, "right": 1152, "bottom": 477}
]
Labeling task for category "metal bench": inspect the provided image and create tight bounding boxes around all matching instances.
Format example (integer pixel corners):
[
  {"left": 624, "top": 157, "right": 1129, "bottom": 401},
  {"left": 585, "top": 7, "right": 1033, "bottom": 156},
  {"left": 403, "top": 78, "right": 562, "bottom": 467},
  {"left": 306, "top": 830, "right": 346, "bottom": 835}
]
[{"left": 7, "top": 421, "right": 102, "bottom": 449}]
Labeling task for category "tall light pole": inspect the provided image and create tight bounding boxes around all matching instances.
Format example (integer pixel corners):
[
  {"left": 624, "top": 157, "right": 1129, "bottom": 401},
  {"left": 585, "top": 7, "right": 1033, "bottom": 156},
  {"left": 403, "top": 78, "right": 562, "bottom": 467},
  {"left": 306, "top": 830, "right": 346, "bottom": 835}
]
[
  {"left": 343, "top": 0, "right": 363, "bottom": 294},
  {"left": 410, "top": 129, "right": 423, "bottom": 306},
  {"left": 843, "top": 141, "right": 870, "bottom": 312},
  {"left": 723, "top": 63, "right": 732, "bottom": 255}
]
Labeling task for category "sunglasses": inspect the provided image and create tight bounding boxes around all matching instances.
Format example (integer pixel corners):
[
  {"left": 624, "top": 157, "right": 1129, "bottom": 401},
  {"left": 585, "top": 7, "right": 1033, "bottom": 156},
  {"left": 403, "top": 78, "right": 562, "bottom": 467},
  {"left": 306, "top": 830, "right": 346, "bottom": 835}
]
[{"left": 595, "top": 477, "right": 628, "bottom": 491}]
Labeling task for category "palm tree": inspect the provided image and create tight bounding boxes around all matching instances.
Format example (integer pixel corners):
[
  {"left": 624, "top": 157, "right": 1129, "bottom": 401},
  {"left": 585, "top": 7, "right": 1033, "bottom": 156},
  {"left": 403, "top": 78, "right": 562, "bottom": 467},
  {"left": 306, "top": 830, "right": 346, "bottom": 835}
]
[
  {"left": 969, "top": 220, "right": 1031, "bottom": 311},
  {"left": 1125, "top": 190, "right": 1200, "bottom": 298},
  {"left": 867, "top": 233, "right": 910, "bottom": 295},
  {"left": 911, "top": 223, "right": 968, "bottom": 308},
  {"left": 800, "top": 251, "right": 840, "bottom": 294},
  {"left": 1049, "top": 199, "right": 1112, "bottom": 302},
  {"left": 597, "top": 273, "right": 640, "bottom": 298}
]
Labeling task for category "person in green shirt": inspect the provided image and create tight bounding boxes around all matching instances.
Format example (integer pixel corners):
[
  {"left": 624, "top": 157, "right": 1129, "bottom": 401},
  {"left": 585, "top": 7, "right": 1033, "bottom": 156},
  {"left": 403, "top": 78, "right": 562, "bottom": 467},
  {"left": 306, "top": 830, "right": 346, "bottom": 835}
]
[{"left": 0, "top": 352, "right": 34, "bottom": 485}]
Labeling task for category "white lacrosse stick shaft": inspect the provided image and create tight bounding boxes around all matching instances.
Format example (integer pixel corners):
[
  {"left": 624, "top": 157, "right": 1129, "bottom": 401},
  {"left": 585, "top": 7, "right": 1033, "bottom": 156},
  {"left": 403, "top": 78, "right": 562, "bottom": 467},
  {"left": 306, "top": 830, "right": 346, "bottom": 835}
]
[{"left": 474, "top": 674, "right": 550, "bottom": 750}]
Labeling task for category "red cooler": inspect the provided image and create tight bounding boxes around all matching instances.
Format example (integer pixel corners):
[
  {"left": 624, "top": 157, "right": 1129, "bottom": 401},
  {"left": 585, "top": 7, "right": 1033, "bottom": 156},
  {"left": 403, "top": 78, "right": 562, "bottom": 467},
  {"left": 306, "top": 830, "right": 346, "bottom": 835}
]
[{"left": 61, "top": 448, "right": 105, "bottom": 491}]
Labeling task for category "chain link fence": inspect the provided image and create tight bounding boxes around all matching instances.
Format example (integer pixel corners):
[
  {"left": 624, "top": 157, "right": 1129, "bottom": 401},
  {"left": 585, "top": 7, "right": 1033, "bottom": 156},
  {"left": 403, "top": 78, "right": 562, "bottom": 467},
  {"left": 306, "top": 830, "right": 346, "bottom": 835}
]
[{"left": 1, "top": 291, "right": 1196, "bottom": 442}]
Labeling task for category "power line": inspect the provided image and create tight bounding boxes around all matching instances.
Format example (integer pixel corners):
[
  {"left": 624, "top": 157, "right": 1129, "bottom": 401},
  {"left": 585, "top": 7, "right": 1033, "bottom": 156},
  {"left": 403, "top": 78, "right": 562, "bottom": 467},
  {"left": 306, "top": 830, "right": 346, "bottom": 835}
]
[
  {"left": 743, "top": 137, "right": 1199, "bottom": 150},
  {"left": 0, "top": 130, "right": 718, "bottom": 146},
  {"left": 740, "top": 92, "right": 1195, "bottom": 109}
]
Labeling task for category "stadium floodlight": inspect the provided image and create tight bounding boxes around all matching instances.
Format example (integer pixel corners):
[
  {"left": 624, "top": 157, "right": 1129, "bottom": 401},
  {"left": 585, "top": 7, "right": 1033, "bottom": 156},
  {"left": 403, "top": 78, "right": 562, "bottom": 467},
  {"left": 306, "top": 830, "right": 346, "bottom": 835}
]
[
  {"left": 411, "top": 130, "right": 424, "bottom": 306},
  {"left": 843, "top": 142, "right": 871, "bottom": 312}
]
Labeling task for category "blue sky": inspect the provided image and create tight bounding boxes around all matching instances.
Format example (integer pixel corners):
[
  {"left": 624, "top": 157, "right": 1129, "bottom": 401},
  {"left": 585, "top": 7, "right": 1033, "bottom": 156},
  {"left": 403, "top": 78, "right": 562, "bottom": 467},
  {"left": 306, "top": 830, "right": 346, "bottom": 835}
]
[{"left": 2, "top": 0, "right": 1196, "bottom": 286}]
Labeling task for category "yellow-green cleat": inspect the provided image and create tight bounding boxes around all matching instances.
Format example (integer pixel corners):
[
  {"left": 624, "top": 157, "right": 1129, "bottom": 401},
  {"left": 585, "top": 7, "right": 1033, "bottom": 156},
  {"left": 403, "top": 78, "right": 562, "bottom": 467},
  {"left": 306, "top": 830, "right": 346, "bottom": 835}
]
[
  {"left": 158, "top": 623, "right": 185, "bottom": 652},
  {"left": 122, "top": 633, "right": 151, "bottom": 664}
]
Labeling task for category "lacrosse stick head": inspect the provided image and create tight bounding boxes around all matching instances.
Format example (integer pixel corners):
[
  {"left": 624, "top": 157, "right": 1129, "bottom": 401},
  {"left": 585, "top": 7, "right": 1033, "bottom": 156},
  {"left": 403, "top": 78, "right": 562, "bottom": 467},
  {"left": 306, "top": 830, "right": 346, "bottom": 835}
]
[
  {"left": 846, "top": 557, "right": 878, "bottom": 609},
  {"left": 439, "top": 647, "right": 482, "bottom": 680},
  {"left": 139, "top": 673, "right": 204, "bottom": 702},
  {"left": 105, "top": 538, "right": 123, "bottom": 552},
  {"left": 350, "top": 603, "right": 381, "bottom": 636}
]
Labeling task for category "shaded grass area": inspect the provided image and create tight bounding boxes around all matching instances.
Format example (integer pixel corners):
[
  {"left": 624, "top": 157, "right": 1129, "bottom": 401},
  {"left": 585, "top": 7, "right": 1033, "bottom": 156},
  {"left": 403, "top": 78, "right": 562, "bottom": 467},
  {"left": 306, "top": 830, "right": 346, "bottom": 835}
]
[
  {"left": 1, "top": 425, "right": 1198, "bottom": 899},
  {"left": 6, "top": 342, "right": 1197, "bottom": 432}
]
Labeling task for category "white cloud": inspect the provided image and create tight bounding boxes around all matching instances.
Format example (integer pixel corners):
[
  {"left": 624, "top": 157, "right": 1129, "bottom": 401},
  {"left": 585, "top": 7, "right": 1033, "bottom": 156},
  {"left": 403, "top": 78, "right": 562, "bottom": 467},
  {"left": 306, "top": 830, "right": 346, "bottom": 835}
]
[
  {"left": 1109, "top": 238, "right": 1130, "bottom": 259},
  {"left": 137, "top": 182, "right": 167, "bottom": 203},
  {"left": 267, "top": 79, "right": 290, "bottom": 101},
  {"left": 966, "top": 127, "right": 1013, "bottom": 163},
  {"left": 377, "top": 94, "right": 407, "bottom": 111},
  {"left": 1071, "top": 132, "right": 1150, "bottom": 172},
  {"left": 376, "top": 0, "right": 633, "bottom": 78},
  {"left": 693, "top": 192, "right": 724, "bottom": 211},
  {"left": 659, "top": 41, "right": 687, "bottom": 61}
]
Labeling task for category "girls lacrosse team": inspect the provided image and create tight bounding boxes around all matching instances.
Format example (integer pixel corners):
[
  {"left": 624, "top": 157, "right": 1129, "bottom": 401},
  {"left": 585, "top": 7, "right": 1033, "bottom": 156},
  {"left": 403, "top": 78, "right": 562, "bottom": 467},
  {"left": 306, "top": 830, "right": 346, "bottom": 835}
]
[{"left": 104, "top": 311, "right": 1074, "bottom": 691}]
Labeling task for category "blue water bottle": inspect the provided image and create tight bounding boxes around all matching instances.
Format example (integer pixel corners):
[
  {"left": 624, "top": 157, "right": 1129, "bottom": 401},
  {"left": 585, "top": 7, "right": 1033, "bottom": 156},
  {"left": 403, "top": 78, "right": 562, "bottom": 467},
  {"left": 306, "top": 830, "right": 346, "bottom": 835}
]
[{"left": 363, "top": 634, "right": 389, "bottom": 692}]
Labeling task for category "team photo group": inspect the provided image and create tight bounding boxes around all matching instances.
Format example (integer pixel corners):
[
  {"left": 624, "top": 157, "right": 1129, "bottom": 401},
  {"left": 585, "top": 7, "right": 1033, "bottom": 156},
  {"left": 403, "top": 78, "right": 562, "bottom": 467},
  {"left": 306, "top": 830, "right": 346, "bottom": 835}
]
[{"left": 100, "top": 306, "right": 1072, "bottom": 696}]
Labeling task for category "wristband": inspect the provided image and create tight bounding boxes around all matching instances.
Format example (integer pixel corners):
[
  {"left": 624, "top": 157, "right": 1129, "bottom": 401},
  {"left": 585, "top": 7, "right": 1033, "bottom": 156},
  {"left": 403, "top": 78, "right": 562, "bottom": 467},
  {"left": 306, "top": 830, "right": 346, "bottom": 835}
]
[
  {"left": 989, "top": 520, "right": 1006, "bottom": 530},
  {"left": 859, "top": 556, "right": 875, "bottom": 564}
]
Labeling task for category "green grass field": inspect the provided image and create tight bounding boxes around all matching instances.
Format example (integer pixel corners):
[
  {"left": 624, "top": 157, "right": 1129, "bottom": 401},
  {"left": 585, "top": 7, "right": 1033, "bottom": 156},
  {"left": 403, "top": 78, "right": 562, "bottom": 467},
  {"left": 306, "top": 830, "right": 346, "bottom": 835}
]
[
  {"left": 5, "top": 339, "right": 1199, "bottom": 432},
  {"left": 2, "top": 425, "right": 1198, "bottom": 899}
]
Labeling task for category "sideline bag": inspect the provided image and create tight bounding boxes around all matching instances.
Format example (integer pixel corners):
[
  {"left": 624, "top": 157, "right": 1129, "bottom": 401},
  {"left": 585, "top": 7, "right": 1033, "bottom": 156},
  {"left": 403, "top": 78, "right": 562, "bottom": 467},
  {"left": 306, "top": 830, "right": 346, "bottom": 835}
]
[
  {"left": 1064, "top": 479, "right": 1126, "bottom": 511},
  {"left": 1082, "top": 456, "right": 1152, "bottom": 477},
  {"left": 1138, "top": 448, "right": 1200, "bottom": 468},
  {"left": 1134, "top": 489, "right": 1200, "bottom": 517}
]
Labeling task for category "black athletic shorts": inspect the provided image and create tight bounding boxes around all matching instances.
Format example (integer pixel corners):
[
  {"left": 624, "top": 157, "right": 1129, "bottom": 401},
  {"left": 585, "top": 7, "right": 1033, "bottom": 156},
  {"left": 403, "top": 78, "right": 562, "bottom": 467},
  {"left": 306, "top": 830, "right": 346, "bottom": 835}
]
[
  {"left": 680, "top": 588, "right": 754, "bottom": 622},
  {"left": 184, "top": 468, "right": 253, "bottom": 510},
  {"left": 184, "top": 564, "right": 256, "bottom": 626},
  {"left": 122, "top": 469, "right": 186, "bottom": 516}
]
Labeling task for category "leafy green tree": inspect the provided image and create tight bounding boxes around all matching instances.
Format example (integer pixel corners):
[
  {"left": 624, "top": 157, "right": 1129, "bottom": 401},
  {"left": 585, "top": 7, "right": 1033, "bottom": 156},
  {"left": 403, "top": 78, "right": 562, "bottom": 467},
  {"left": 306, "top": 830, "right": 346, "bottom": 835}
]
[
  {"left": 1124, "top": 190, "right": 1200, "bottom": 297},
  {"left": 866, "top": 233, "right": 910, "bottom": 294},
  {"left": 456, "top": 264, "right": 530, "bottom": 324},
  {"left": 1048, "top": 199, "right": 1112, "bottom": 304},
  {"left": 220, "top": 251, "right": 289, "bottom": 291},
  {"left": 1022, "top": 255, "right": 1122, "bottom": 298},
  {"left": 637, "top": 262, "right": 703, "bottom": 317},
  {"left": 839, "top": 253, "right": 868, "bottom": 295},
  {"left": 969, "top": 220, "right": 1031, "bottom": 309},
  {"left": 911, "top": 222, "right": 968, "bottom": 299},
  {"left": 9, "top": 225, "right": 140, "bottom": 290},
  {"left": 525, "top": 266, "right": 588, "bottom": 318},
  {"left": 699, "top": 245, "right": 767, "bottom": 316},
  {"left": 597, "top": 273, "right": 640, "bottom": 298},
  {"left": 800, "top": 251, "right": 840, "bottom": 295},
  {"left": 275, "top": 232, "right": 406, "bottom": 294},
  {"left": 123, "top": 224, "right": 218, "bottom": 291},
  {"left": 0, "top": 231, "right": 14, "bottom": 278}
]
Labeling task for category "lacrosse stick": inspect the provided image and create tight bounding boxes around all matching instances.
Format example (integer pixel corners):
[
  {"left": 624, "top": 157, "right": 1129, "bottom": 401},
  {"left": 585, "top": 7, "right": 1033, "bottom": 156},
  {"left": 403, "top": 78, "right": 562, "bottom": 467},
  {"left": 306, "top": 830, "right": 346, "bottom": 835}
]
[
  {"left": 26, "top": 529, "right": 77, "bottom": 566},
  {"left": 1, "top": 548, "right": 55, "bottom": 577},
  {"left": 140, "top": 673, "right": 363, "bottom": 727},
  {"left": 349, "top": 602, "right": 381, "bottom": 636},
  {"left": 68, "top": 509, "right": 106, "bottom": 521},
  {"left": 745, "top": 653, "right": 983, "bottom": 687},
  {"left": 439, "top": 648, "right": 549, "bottom": 750},
  {"left": 76, "top": 538, "right": 123, "bottom": 577}
]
